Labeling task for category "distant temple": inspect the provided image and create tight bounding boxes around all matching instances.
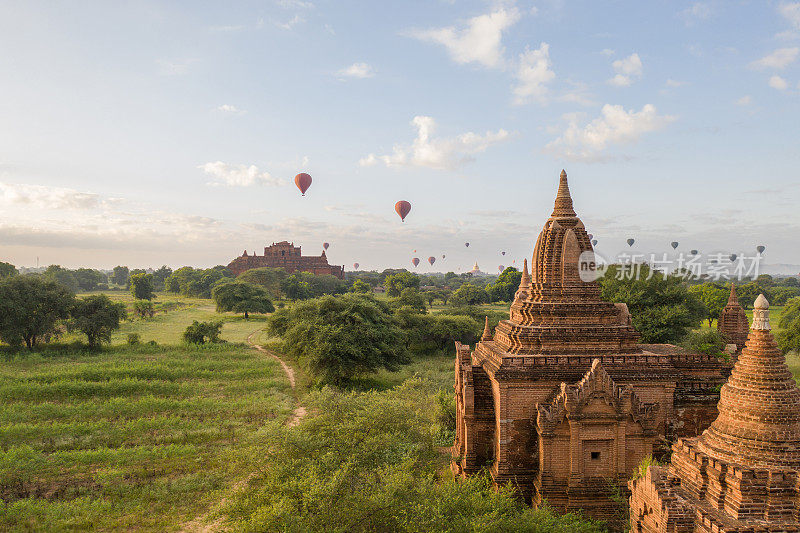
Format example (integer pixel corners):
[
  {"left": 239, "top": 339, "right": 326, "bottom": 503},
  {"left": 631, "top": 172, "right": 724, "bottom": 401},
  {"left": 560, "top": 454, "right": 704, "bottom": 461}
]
[
  {"left": 630, "top": 295, "right": 800, "bottom": 532},
  {"left": 227, "top": 241, "right": 344, "bottom": 279},
  {"left": 469, "top": 262, "right": 486, "bottom": 276},
  {"left": 717, "top": 284, "right": 750, "bottom": 357},
  {"left": 451, "top": 171, "right": 730, "bottom": 522}
]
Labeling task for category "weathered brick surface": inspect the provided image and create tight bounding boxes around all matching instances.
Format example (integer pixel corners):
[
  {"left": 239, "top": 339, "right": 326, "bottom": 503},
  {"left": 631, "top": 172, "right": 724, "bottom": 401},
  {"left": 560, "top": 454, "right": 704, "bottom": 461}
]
[
  {"left": 629, "top": 295, "right": 800, "bottom": 532},
  {"left": 452, "top": 171, "right": 728, "bottom": 522},
  {"left": 718, "top": 284, "right": 750, "bottom": 357},
  {"left": 227, "top": 240, "right": 345, "bottom": 278}
]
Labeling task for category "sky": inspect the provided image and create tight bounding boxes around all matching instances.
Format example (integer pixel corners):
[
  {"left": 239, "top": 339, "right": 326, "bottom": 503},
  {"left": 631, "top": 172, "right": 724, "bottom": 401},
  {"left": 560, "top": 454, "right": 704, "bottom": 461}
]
[{"left": 1, "top": 0, "right": 799, "bottom": 274}]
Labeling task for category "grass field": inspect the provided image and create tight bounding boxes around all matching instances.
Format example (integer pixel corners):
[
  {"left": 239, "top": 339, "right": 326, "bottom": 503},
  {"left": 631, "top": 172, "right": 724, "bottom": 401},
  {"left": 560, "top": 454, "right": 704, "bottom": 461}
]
[{"left": 0, "top": 295, "right": 294, "bottom": 531}]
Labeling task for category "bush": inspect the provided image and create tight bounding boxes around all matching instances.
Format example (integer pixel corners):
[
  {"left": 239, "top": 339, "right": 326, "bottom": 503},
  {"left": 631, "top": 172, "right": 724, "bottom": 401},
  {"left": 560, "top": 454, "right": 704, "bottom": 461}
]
[
  {"left": 127, "top": 333, "right": 141, "bottom": 345},
  {"left": 680, "top": 329, "right": 726, "bottom": 357},
  {"left": 212, "top": 281, "right": 274, "bottom": 319},
  {"left": 183, "top": 321, "right": 223, "bottom": 344},
  {"left": 133, "top": 300, "right": 155, "bottom": 319},
  {"left": 70, "top": 294, "right": 127, "bottom": 347},
  {"left": 777, "top": 297, "right": 800, "bottom": 355}
]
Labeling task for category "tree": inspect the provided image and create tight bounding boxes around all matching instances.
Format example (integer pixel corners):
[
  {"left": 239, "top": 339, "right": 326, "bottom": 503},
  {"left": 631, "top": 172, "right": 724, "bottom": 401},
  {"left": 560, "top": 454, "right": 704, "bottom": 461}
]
[
  {"left": 267, "top": 294, "right": 410, "bottom": 386},
  {"left": 422, "top": 290, "right": 437, "bottom": 307},
  {"left": 129, "top": 273, "right": 155, "bottom": 300},
  {"left": 451, "top": 283, "right": 490, "bottom": 306},
  {"left": 152, "top": 265, "right": 173, "bottom": 291},
  {"left": 688, "top": 283, "right": 729, "bottom": 327},
  {"left": 280, "top": 274, "right": 312, "bottom": 301},
  {"left": 486, "top": 267, "right": 522, "bottom": 302},
  {"left": 0, "top": 276, "right": 75, "bottom": 349},
  {"left": 133, "top": 300, "right": 155, "bottom": 318},
  {"left": 212, "top": 282, "right": 275, "bottom": 319},
  {"left": 74, "top": 268, "right": 107, "bottom": 292},
  {"left": 350, "top": 279, "right": 371, "bottom": 293},
  {"left": 111, "top": 266, "right": 129, "bottom": 286},
  {"left": 777, "top": 298, "right": 800, "bottom": 355},
  {"left": 0, "top": 262, "right": 17, "bottom": 279},
  {"left": 600, "top": 265, "right": 705, "bottom": 344},
  {"left": 43, "top": 265, "right": 79, "bottom": 292},
  {"left": 385, "top": 271, "right": 421, "bottom": 297},
  {"left": 70, "top": 294, "right": 127, "bottom": 347},
  {"left": 394, "top": 288, "right": 427, "bottom": 312},
  {"left": 183, "top": 320, "right": 223, "bottom": 344},
  {"left": 736, "top": 282, "right": 771, "bottom": 309},
  {"left": 237, "top": 267, "right": 288, "bottom": 299}
]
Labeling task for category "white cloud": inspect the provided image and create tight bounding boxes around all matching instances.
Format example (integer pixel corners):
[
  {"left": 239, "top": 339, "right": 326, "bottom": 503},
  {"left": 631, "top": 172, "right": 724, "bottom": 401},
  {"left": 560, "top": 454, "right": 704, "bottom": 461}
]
[
  {"left": 680, "top": 2, "right": 713, "bottom": 23},
  {"left": 608, "top": 53, "right": 642, "bottom": 86},
  {"left": 511, "top": 43, "right": 555, "bottom": 104},
  {"left": 359, "top": 116, "right": 510, "bottom": 171},
  {"left": 337, "top": 62, "right": 375, "bottom": 79},
  {"left": 408, "top": 7, "right": 520, "bottom": 69},
  {"left": 275, "top": 14, "right": 304, "bottom": 30},
  {"left": 779, "top": 2, "right": 800, "bottom": 28},
  {"left": 276, "top": 0, "right": 314, "bottom": 8},
  {"left": 156, "top": 58, "right": 197, "bottom": 76},
  {"left": 666, "top": 79, "right": 688, "bottom": 87},
  {"left": 216, "top": 104, "right": 244, "bottom": 114},
  {"left": 750, "top": 47, "right": 799, "bottom": 69},
  {"left": 0, "top": 182, "right": 103, "bottom": 210},
  {"left": 736, "top": 95, "right": 752, "bottom": 105},
  {"left": 600, "top": 48, "right": 615, "bottom": 56},
  {"left": 769, "top": 75, "right": 789, "bottom": 90},
  {"left": 546, "top": 104, "right": 675, "bottom": 161},
  {"left": 198, "top": 161, "right": 285, "bottom": 187}
]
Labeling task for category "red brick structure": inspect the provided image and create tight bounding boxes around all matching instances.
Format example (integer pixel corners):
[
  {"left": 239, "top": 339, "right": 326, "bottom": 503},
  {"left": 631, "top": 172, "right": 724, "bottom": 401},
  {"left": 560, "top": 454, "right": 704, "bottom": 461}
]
[
  {"left": 227, "top": 241, "right": 344, "bottom": 279},
  {"left": 629, "top": 295, "right": 800, "bottom": 532},
  {"left": 717, "top": 284, "right": 749, "bottom": 355},
  {"left": 452, "top": 171, "right": 729, "bottom": 521}
]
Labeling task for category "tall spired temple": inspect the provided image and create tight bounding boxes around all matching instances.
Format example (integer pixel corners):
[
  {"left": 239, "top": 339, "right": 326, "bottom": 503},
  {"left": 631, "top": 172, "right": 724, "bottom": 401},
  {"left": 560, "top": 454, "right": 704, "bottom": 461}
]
[
  {"left": 452, "top": 171, "right": 730, "bottom": 520},
  {"left": 717, "top": 284, "right": 750, "bottom": 356},
  {"left": 629, "top": 295, "right": 800, "bottom": 532}
]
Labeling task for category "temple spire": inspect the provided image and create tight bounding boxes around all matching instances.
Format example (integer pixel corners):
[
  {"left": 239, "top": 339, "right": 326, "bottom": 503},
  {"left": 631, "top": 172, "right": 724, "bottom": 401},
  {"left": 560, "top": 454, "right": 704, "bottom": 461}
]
[
  {"left": 552, "top": 169, "right": 577, "bottom": 218},
  {"left": 481, "top": 316, "right": 493, "bottom": 341},
  {"left": 752, "top": 293, "right": 770, "bottom": 330},
  {"left": 727, "top": 283, "right": 738, "bottom": 306},
  {"left": 520, "top": 258, "right": 531, "bottom": 288}
]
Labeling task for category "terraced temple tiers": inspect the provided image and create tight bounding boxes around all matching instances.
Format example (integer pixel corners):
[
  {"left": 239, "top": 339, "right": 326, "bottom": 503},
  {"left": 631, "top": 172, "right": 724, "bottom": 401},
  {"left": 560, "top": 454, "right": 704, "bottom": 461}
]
[
  {"left": 630, "top": 295, "right": 800, "bottom": 532},
  {"left": 452, "top": 170, "right": 730, "bottom": 523}
]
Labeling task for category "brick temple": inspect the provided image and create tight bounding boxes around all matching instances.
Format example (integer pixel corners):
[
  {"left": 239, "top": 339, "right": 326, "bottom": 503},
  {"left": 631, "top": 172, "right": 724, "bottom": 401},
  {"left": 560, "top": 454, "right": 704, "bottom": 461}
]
[
  {"left": 629, "top": 295, "right": 800, "bottom": 532},
  {"left": 451, "top": 170, "right": 730, "bottom": 521},
  {"left": 717, "top": 284, "right": 750, "bottom": 357},
  {"left": 227, "top": 241, "right": 344, "bottom": 278}
]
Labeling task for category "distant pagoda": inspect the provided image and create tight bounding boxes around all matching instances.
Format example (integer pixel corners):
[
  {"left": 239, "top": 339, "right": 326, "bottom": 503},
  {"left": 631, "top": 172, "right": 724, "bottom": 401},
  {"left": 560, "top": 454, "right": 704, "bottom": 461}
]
[
  {"left": 227, "top": 241, "right": 344, "bottom": 279},
  {"left": 717, "top": 283, "right": 750, "bottom": 355}
]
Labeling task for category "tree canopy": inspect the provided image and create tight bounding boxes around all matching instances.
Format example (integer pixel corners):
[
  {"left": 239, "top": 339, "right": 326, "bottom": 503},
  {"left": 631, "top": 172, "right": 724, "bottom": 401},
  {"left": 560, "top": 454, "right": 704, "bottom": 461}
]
[
  {"left": 600, "top": 264, "right": 705, "bottom": 344},
  {"left": 385, "top": 271, "right": 421, "bottom": 297},
  {"left": 129, "top": 272, "right": 155, "bottom": 300},
  {"left": 212, "top": 281, "right": 275, "bottom": 319},
  {"left": 687, "top": 283, "right": 729, "bottom": 327},
  {"left": 70, "top": 294, "right": 127, "bottom": 347},
  {"left": 0, "top": 276, "right": 75, "bottom": 349},
  {"left": 777, "top": 298, "right": 800, "bottom": 355},
  {"left": 0, "top": 262, "right": 18, "bottom": 279},
  {"left": 268, "top": 294, "right": 410, "bottom": 386}
]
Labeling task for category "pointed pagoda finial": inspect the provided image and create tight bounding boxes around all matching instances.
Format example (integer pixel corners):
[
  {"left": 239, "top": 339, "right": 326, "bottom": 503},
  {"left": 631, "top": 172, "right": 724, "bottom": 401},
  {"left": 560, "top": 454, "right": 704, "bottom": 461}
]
[
  {"left": 752, "top": 294, "right": 770, "bottom": 330},
  {"left": 552, "top": 169, "right": 577, "bottom": 217},
  {"left": 481, "top": 316, "right": 493, "bottom": 341},
  {"left": 727, "top": 283, "right": 738, "bottom": 306},
  {"left": 520, "top": 258, "right": 531, "bottom": 287}
]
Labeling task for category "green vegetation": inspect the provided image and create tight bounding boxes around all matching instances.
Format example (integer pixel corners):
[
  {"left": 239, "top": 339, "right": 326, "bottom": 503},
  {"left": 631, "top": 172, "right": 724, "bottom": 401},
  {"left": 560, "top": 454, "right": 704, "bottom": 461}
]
[
  {"left": 212, "top": 281, "right": 274, "bottom": 319},
  {"left": 129, "top": 272, "right": 155, "bottom": 300},
  {"left": 69, "top": 295, "right": 127, "bottom": 347},
  {"left": 0, "top": 262, "right": 18, "bottom": 279},
  {"left": 688, "top": 283, "right": 729, "bottom": 327},
  {"left": 0, "top": 276, "right": 75, "bottom": 349},
  {"left": 183, "top": 320, "right": 223, "bottom": 344},
  {"left": 777, "top": 298, "right": 800, "bottom": 355}
]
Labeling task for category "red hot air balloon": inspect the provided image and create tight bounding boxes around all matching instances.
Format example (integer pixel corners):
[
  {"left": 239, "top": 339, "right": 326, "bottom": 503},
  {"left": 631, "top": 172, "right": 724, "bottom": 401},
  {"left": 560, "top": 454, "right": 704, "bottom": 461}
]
[
  {"left": 353, "top": 263, "right": 359, "bottom": 269},
  {"left": 428, "top": 256, "right": 436, "bottom": 266},
  {"left": 323, "top": 242, "right": 329, "bottom": 250},
  {"left": 412, "top": 257, "right": 420, "bottom": 267},
  {"left": 395, "top": 200, "right": 411, "bottom": 222},
  {"left": 294, "top": 173, "right": 312, "bottom": 196}
]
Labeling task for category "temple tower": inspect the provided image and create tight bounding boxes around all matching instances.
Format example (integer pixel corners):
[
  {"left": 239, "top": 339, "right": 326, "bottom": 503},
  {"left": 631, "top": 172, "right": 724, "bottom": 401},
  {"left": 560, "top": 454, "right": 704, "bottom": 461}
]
[
  {"left": 717, "top": 284, "right": 749, "bottom": 355},
  {"left": 629, "top": 295, "right": 800, "bottom": 532}
]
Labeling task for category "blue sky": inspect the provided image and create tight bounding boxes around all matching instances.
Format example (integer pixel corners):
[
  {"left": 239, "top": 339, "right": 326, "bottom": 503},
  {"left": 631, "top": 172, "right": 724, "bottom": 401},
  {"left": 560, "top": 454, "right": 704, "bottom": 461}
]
[{"left": 1, "top": 0, "right": 798, "bottom": 273}]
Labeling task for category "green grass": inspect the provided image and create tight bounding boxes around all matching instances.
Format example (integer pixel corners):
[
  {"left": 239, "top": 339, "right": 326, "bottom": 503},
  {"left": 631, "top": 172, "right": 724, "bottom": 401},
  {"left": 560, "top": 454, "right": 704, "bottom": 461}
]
[{"left": 0, "top": 341, "right": 293, "bottom": 531}]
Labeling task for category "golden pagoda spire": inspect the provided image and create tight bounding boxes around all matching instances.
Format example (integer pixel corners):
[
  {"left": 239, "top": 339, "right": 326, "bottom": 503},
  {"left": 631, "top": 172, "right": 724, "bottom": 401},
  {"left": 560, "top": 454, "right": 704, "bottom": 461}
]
[
  {"left": 552, "top": 169, "right": 577, "bottom": 218},
  {"left": 481, "top": 316, "right": 493, "bottom": 341}
]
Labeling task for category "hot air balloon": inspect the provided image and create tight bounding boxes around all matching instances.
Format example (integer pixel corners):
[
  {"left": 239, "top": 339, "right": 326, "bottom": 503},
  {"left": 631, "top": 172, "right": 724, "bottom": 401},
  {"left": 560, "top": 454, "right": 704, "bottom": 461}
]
[
  {"left": 498, "top": 265, "right": 504, "bottom": 272},
  {"left": 730, "top": 254, "right": 738, "bottom": 262},
  {"left": 588, "top": 234, "right": 593, "bottom": 240},
  {"left": 413, "top": 250, "right": 417, "bottom": 253},
  {"left": 353, "top": 262, "right": 359, "bottom": 269},
  {"left": 501, "top": 251, "right": 506, "bottom": 256},
  {"left": 465, "top": 242, "right": 470, "bottom": 248},
  {"left": 690, "top": 249, "right": 698, "bottom": 256},
  {"left": 412, "top": 257, "right": 420, "bottom": 267},
  {"left": 757, "top": 245, "right": 766, "bottom": 254},
  {"left": 442, "top": 254, "right": 446, "bottom": 259},
  {"left": 323, "top": 242, "right": 329, "bottom": 250},
  {"left": 671, "top": 241, "right": 679, "bottom": 250},
  {"left": 395, "top": 200, "right": 411, "bottom": 222},
  {"left": 592, "top": 239, "right": 598, "bottom": 246},
  {"left": 428, "top": 256, "right": 436, "bottom": 266},
  {"left": 627, "top": 238, "right": 635, "bottom": 247},
  {"left": 294, "top": 173, "right": 312, "bottom": 196}
]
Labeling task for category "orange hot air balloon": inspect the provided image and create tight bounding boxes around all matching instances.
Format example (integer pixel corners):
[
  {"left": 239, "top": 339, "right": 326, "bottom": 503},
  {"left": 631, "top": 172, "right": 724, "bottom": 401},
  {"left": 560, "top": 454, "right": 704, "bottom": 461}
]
[
  {"left": 395, "top": 200, "right": 411, "bottom": 222},
  {"left": 428, "top": 256, "right": 436, "bottom": 266},
  {"left": 412, "top": 257, "right": 420, "bottom": 267},
  {"left": 323, "top": 242, "right": 329, "bottom": 250},
  {"left": 294, "top": 173, "right": 312, "bottom": 195},
  {"left": 498, "top": 265, "right": 504, "bottom": 272},
  {"left": 353, "top": 262, "right": 359, "bottom": 269}
]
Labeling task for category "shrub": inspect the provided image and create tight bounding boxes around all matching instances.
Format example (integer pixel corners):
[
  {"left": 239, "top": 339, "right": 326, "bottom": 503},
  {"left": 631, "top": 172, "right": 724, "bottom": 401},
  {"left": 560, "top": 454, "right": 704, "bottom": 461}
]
[
  {"left": 680, "top": 329, "right": 726, "bottom": 357},
  {"left": 183, "top": 321, "right": 223, "bottom": 344},
  {"left": 133, "top": 300, "right": 155, "bottom": 319},
  {"left": 127, "top": 333, "right": 141, "bottom": 345}
]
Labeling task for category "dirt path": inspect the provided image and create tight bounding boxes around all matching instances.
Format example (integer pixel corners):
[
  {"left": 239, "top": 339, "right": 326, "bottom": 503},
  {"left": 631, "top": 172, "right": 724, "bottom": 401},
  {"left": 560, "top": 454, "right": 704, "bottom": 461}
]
[{"left": 180, "top": 328, "right": 306, "bottom": 532}]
